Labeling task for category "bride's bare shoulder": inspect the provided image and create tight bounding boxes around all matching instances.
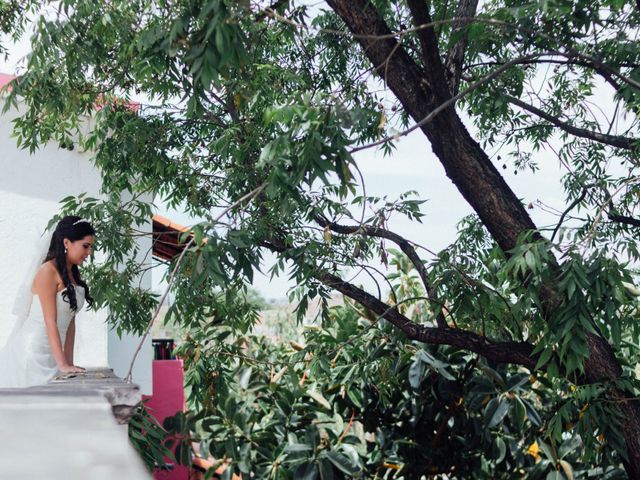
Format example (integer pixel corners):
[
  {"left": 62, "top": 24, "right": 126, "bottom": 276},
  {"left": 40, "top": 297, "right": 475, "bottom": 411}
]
[
  {"left": 32, "top": 261, "right": 62, "bottom": 293},
  {"left": 36, "top": 260, "right": 57, "bottom": 275}
]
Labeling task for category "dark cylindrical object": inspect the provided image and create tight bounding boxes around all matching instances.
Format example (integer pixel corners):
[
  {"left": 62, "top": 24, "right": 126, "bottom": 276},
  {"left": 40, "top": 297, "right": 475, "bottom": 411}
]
[{"left": 152, "top": 339, "right": 175, "bottom": 360}]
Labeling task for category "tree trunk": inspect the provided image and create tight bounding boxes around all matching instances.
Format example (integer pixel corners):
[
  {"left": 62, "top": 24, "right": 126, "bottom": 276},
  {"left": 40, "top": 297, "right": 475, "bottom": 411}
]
[{"left": 326, "top": 0, "right": 640, "bottom": 476}]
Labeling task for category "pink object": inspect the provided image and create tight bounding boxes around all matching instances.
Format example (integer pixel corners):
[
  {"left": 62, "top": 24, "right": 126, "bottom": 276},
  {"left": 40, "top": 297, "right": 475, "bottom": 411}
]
[
  {"left": 0, "top": 73, "right": 15, "bottom": 90},
  {"left": 143, "top": 359, "right": 188, "bottom": 480}
]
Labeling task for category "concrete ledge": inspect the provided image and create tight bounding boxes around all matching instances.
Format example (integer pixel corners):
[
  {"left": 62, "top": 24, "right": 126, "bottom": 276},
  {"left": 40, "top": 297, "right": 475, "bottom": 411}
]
[
  {"left": 0, "top": 368, "right": 149, "bottom": 479},
  {"left": 51, "top": 367, "right": 142, "bottom": 423}
]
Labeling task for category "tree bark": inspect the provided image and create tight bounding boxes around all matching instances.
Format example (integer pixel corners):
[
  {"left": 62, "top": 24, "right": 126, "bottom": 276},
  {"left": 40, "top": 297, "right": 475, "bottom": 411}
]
[
  {"left": 319, "top": 271, "right": 539, "bottom": 368},
  {"left": 325, "top": 0, "right": 640, "bottom": 476},
  {"left": 505, "top": 94, "right": 638, "bottom": 150},
  {"left": 443, "top": 0, "right": 479, "bottom": 95},
  {"left": 314, "top": 216, "right": 447, "bottom": 327},
  {"left": 263, "top": 238, "right": 539, "bottom": 369}
]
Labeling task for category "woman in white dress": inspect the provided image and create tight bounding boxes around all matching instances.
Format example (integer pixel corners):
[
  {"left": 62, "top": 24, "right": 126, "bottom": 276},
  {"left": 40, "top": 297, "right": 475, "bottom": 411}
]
[{"left": 0, "top": 216, "right": 95, "bottom": 387}]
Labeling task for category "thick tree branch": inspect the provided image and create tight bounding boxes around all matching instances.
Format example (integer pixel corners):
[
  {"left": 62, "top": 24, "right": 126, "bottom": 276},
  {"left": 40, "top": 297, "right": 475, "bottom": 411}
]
[
  {"left": 324, "top": 0, "right": 622, "bottom": 375},
  {"left": 608, "top": 212, "right": 640, "bottom": 228},
  {"left": 263, "top": 238, "right": 537, "bottom": 368},
  {"left": 315, "top": 217, "right": 448, "bottom": 328},
  {"left": 444, "top": 0, "right": 479, "bottom": 95},
  {"left": 604, "top": 186, "right": 640, "bottom": 228},
  {"left": 327, "top": 0, "right": 538, "bottom": 252},
  {"left": 505, "top": 95, "right": 638, "bottom": 150},
  {"left": 406, "top": 0, "right": 447, "bottom": 85},
  {"left": 320, "top": 272, "right": 538, "bottom": 369},
  {"left": 325, "top": 2, "right": 640, "bottom": 475}
]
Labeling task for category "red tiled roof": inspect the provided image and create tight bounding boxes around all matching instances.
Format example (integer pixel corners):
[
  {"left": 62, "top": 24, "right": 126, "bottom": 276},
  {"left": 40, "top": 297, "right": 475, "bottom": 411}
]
[{"left": 152, "top": 214, "right": 192, "bottom": 261}]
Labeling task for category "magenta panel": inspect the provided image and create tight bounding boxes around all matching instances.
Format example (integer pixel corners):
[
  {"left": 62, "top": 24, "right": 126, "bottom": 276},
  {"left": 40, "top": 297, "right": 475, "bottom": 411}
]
[{"left": 143, "top": 359, "right": 188, "bottom": 480}]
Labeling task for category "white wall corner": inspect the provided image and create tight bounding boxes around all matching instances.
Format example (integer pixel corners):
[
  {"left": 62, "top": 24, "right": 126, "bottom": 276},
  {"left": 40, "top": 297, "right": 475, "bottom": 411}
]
[{"left": 0, "top": 96, "right": 154, "bottom": 394}]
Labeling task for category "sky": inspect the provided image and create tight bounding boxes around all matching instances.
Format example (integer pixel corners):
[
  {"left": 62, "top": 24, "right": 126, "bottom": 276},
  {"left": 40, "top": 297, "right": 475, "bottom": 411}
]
[{"left": 0, "top": 8, "right": 582, "bottom": 302}]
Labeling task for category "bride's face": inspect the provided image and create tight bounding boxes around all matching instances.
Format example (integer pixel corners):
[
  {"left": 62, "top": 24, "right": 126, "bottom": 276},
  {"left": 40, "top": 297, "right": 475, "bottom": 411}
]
[{"left": 65, "top": 235, "right": 95, "bottom": 265}]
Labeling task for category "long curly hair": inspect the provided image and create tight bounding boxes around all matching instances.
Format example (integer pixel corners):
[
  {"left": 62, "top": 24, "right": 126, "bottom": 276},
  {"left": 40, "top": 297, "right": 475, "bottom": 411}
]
[{"left": 44, "top": 215, "right": 95, "bottom": 311}]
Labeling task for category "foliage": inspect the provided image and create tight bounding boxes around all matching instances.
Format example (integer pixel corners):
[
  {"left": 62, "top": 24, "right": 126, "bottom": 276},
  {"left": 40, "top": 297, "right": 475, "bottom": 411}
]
[
  {"left": 2, "top": 0, "right": 640, "bottom": 477},
  {"left": 161, "top": 250, "right": 631, "bottom": 478},
  {"left": 128, "top": 399, "right": 176, "bottom": 472}
]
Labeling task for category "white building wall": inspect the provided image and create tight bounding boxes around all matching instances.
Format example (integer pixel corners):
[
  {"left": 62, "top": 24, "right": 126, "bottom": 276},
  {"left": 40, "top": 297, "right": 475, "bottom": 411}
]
[
  {"left": 108, "top": 204, "right": 153, "bottom": 393},
  {"left": 0, "top": 102, "right": 152, "bottom": 394}
]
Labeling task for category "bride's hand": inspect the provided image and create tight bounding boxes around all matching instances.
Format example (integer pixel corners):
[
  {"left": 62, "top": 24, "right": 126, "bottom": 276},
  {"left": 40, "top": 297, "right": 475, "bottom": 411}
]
[{"left": 58, "top": 364, "right": 86, "bottom": 374}]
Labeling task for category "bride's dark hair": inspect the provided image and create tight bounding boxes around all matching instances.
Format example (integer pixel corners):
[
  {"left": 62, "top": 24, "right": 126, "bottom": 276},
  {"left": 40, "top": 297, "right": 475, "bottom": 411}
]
[{"left": 44, "top": 215, "right": 95, "bottom": 311}]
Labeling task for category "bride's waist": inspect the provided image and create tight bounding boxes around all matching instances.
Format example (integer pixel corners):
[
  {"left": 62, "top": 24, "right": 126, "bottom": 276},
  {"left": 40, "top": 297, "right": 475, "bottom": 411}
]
[{"left": 24, "top": 315, "right": 71, "bottom": 332}]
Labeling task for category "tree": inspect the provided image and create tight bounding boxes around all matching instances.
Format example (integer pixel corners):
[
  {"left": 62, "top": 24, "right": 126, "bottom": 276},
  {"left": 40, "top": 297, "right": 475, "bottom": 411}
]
[{"left": 2, "top": 0, "right": 640, "bottom": 477}]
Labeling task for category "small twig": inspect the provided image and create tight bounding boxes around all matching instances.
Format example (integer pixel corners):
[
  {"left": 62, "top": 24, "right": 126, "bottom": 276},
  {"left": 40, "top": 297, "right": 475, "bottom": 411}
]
[
  {"left": 550, "top": 186, "right": 591, "bottom": 243},
  {"left": 337, "top": 410, "right": 356, "bottom": 444},
  {"left": 124, "top": 183, "right": 267, "bottom": 383},
  {"left": 124, "top": 236, "right": 194, "bottom": 383},
  {"left": 352, "top": 161, "right": 367, "bottom": 229},
  {"left": 349, "top": 53, "right": 546, "bottom": 154}
]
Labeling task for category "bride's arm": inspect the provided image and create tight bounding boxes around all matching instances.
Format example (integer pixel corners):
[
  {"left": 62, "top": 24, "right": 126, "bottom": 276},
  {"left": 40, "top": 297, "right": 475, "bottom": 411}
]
[
  {"left": 33, "top": 265, "right": 82, "bottom": 373},
  {"left": 64, "top": 318, "right": 76, "bottom": 365}
]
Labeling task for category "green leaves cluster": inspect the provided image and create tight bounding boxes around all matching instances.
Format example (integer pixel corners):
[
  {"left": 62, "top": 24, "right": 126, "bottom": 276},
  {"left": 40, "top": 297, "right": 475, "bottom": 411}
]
[
  {"left": 4, "top": 0, "right": 640, "bottom": 477},
  {"left": 128, "top": 399, "right": 175, "bottom": 471},
  {"left": 158, "top": 292, "right": 628, "bottom": 479}
]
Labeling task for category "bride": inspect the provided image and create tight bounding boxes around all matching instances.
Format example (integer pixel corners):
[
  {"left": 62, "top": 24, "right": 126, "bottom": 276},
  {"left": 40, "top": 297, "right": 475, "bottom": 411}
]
[{"left": 0, "top": 215, "right": 95, "bottom": 387}]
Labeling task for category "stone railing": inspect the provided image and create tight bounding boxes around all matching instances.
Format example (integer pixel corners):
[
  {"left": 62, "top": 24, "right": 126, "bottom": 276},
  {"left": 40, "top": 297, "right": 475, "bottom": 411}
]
[{"left": 0, "top": 368, "right": 149, "bottom": 479}]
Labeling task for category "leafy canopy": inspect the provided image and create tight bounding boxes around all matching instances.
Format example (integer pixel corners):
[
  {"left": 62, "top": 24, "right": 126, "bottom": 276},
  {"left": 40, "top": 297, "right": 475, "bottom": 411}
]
[{"left": 1, "top": 0, "right": 640, "bottom": 478}]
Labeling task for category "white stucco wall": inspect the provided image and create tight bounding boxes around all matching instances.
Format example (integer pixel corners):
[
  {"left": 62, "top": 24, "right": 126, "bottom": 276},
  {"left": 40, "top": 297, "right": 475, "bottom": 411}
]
[
  {"left": 108, "top": 201, "right": 153, "bottom": 392},
  {"left": 0, "top": 102, "right": 152, "bottom": 394}
]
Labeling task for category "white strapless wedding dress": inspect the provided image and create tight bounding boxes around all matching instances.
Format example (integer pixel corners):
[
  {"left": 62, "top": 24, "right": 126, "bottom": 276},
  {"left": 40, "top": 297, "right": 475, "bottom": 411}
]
[{"left": 0, "top": 286, "right": 85, "bottom": 388}]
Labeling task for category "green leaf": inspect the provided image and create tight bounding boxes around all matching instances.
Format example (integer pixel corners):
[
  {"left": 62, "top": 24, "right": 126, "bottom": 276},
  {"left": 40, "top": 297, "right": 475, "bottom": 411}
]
[
  {"left": 408, "top": 356, "right": 425, "bottom": 389},
  {"left": 559, "top": 459, "right": 574, "bottom": 480},
  {"left": 285, "top": 444, "right": 314, "bottom": 453},
  {"left": 496, "top": 437, "right": 507, "bottom": 463},
  {"left": 535, "top": 347, "right": 553, "bottom": 370},
  {"left": 297, "top": 462, "right": 319, "bottom": 480},
  {"left": 239, "top": 367, "right": 252, "bottom": 389},
  {"left": 487, "top": 398, "right": 510, "bottom": 428},
  {"left": 318, "top": 458, "right": 334, "bottom": 480},
  {"left": 307, "top": 390, "right": 331, "bottom": 410},
  {"left": 523, "top": 399, "right": 542, "bottom": 427},
  {"left": 539, "top": 439, "right": 556, "bottom": 461},
  {"left": 346, "top": 388, "right": 363, "bottom": 408},
  {"left": 525, "top": 249, "right": 536, "bottom": 273},
  {"left": 512, "top": 396, "right": 526, "bottom": 431},
  {"left": 324, "top": 451, "right": 358, "bottom": 475},
  {"left": 417, "top": 350, "right": 455, "bottom": 380}
]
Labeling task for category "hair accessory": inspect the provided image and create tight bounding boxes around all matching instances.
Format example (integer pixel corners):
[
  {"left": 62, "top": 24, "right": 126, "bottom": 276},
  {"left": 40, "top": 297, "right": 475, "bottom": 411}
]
[{"left": 73, "top": 219, "right": 89, "bottom": 226}]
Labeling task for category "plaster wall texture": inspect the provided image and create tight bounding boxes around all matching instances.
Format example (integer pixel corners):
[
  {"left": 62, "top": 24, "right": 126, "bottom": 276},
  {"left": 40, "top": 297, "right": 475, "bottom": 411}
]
[
  {"left": 107, "top": 190, "right": 154, "bottom": 393},
  {"left": 0, "top": 103, "right": 152, "bottom": 394},
  {"left": 0, "top": 368, "right": 149, "bottom": 479}
]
